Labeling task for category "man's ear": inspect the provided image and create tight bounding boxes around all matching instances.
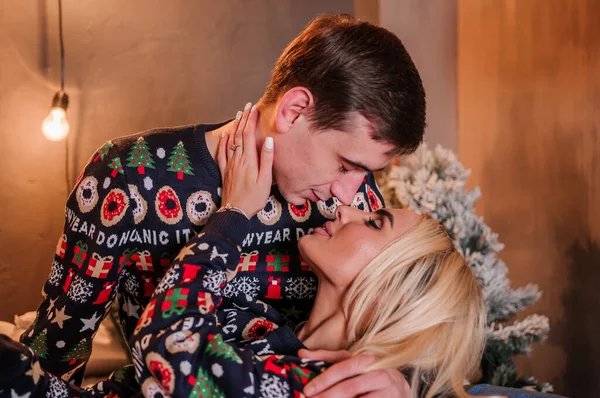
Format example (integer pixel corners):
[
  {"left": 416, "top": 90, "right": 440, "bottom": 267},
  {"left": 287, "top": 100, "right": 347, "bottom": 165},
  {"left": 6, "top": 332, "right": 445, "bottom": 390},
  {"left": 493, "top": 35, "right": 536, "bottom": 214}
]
[{"left": 275, "top": 87, "right": 313, "bottom": 134}]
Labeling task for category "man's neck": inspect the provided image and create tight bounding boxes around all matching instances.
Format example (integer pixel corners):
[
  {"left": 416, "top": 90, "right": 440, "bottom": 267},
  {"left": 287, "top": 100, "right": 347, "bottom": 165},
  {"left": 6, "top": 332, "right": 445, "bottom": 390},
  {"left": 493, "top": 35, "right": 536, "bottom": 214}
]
[{"left": 297, "top": 282, "right": 347, "bottom": 351}]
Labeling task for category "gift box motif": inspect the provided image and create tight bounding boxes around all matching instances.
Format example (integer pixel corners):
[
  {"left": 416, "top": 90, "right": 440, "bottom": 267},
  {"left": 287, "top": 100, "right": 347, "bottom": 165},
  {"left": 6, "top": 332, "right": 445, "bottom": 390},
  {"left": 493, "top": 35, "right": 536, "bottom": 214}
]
[
  {"left": 86, "top": 253, "right": 114, "bottom": 279},
  {"left": 56, "top": 234, "right": 67, "bottom": 259},
  {"left": 71, "top": 241, "right": 89, "bottom": 268},
  {"left": 266, "top": 250, "right": 290, "bottom": 272},
  {"left": 237, "top": 250, "right": 259, "bottom": 272},
  {"left": 133, "top": 250, "right": 153, "bottom": 272}
]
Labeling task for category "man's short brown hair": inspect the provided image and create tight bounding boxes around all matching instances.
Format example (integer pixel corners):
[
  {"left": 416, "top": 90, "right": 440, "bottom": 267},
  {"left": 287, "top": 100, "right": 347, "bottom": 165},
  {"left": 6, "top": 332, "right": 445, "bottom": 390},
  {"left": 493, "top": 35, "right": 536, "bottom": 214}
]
[{"left": 262, "top": 13, "right": 426, "bottom": 156}]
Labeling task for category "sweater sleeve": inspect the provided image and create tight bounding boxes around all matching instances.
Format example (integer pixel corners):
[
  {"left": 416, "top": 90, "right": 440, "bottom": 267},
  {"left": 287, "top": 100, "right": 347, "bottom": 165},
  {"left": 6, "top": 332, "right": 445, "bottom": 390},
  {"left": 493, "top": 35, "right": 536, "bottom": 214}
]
[
  {"left": 19, "top": 141, "right": 135, "bottom": 386},
  {"left": 130, "top": 211, "right": 322, "bottom": 397},
  {"left": 0, "top": 334, "right": 139, "bottom": 398}
]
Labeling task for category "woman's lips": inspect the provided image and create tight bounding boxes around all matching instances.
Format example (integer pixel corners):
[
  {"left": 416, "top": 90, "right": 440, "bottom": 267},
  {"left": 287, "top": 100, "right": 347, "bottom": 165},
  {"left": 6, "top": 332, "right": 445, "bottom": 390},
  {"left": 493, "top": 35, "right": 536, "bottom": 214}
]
[{"left": 313, "top": 227, "right": 329, "bottom": 236}]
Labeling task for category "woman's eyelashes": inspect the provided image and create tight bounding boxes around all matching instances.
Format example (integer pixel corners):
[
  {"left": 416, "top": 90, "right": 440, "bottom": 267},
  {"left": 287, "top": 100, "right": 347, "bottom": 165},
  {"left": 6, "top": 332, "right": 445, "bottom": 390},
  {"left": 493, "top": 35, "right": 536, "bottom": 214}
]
[
  {"left": 367, "top": 217, "right": 382, "bottom": 230},
  {"left": 339, "top": 164, "right": 349, "bottom": 174}
]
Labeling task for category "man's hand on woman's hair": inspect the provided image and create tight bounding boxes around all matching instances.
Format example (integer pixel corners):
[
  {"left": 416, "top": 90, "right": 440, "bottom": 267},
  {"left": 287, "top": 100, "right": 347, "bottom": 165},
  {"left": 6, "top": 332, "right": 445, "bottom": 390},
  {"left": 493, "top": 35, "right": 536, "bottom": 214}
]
[{"left": 298, "top": 349, "right": 411, "bottom": 398}]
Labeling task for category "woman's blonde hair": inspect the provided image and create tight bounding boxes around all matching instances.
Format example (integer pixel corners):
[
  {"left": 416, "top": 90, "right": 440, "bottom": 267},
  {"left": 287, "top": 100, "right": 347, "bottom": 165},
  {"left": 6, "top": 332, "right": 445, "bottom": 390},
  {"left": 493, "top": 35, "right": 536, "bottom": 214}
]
[{"left": 343, "top": 214, "right": 486, "bottom": 398}]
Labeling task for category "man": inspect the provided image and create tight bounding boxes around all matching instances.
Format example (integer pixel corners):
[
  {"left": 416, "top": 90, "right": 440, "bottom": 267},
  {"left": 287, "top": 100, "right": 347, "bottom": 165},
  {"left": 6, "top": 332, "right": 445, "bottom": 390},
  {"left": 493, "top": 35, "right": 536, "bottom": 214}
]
[{"left": 20, "top": 13, "right": 425, "bottom": 397}]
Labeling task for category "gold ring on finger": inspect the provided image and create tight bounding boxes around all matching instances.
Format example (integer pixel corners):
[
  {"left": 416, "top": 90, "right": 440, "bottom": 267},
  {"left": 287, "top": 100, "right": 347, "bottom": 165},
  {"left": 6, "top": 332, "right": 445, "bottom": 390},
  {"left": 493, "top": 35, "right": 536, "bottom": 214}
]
[{"left": 229, "top": 144, "right": 242, "bottom": 152}]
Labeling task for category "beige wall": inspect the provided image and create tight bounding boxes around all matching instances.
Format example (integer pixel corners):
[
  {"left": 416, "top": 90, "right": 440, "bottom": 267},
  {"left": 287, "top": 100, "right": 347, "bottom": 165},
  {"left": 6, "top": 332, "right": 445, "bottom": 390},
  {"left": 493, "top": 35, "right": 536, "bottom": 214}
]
[
  {"left": 0, "top": 0, "right": 353, "bottom": 320},
  {"left": 458, "top": 0, "right": 600, "bottom": 396},
  {"left": 379, "top": 0, "right": 458, "bottom": 152}
]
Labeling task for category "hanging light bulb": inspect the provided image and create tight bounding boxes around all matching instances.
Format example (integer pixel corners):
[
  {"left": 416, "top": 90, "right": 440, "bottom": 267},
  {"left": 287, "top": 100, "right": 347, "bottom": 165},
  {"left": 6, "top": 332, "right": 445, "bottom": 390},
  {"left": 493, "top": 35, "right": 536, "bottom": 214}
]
[
  {"left": 42, "top": 0, "right": 70, "bottom": 141},
  {"left": 42, "top": 91, "right": 70, "bottom": 141}
]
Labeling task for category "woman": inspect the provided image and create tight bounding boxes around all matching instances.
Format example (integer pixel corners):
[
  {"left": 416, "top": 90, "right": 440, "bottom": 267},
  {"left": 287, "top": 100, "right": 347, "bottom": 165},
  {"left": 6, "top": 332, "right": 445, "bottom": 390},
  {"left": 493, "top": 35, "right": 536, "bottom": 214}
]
[{"left": 129, "top": 105, "right": 486, "bottom": 398}]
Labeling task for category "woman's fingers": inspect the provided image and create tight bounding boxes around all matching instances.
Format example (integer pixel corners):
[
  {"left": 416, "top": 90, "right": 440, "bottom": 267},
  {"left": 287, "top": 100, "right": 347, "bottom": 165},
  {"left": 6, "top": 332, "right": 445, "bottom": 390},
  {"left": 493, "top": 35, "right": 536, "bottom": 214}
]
[
  {"left": 234, "top": 102, "right": 252, "bottom": 149},
  {"left": 217, "top": 131, "right": 228, "bottom": 178},
  {"left": 258, "top": 137, "right": 274, "bottom": 186},
  {"left": 242, "top": 104, "right": 259, "bottom": 164},
  {"left": 227, "top": 111, "right": 242, "bottom": 160}
]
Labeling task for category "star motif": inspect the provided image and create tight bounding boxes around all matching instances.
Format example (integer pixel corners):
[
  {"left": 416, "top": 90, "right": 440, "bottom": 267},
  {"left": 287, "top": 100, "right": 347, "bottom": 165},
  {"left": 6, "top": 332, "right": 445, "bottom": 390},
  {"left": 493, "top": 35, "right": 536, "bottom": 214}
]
[
  {"left": 25, "top": 360, "right": 44, "bottom": 384},
  {"left": 80, "top": 311, "right": 102, "bottom": 332},
  {"left": 210, "top": 246, "right": 228, "bottom": 263},
  {"left": 123, "top": 299, "right": 140, "bottom": 319},
  {"left": 51, "top": 306, "right": 72, "bottom": 329},
  {"left": 46, "top": 297, "right": 58, "bottom": 315},
  {"left": 11, "top": 390, "right": 31, "bottom": 398},
  {"left": 284, "top": 306, "right": 302, "bottom": 320},
  {"left": 174, "top": 244, "right": 195, "bottom": 262}
]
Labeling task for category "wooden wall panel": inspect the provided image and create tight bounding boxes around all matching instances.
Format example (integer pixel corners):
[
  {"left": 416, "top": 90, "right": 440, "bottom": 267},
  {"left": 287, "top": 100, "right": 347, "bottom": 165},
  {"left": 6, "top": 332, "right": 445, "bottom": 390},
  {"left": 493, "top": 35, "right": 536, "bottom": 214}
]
[{"left": 458, "top": 0, "right": 600, "bottom": 396}]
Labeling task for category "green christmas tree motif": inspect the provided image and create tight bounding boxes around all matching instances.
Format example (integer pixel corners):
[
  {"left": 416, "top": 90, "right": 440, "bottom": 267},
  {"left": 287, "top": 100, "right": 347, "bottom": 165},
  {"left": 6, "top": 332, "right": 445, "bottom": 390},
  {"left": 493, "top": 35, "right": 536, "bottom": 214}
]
[
  {"left": 167, "top": 141, "right": 194, "bottom": 181},
  {"left": 29, "top": 329, "right": 48, "bottom": 359},
  {"left": 205, "top": 333, "right": 242, "bottom": 364},
  {"left": 126, "top": 137, "right": 155, "bottom": 175},
  {"left": 188, "top": 367, "right": 224, "bottom": 398},
  {"left": 108, "top": 157, "right": 124, "bottom": 178},
  {"left": 94, "top": 141, "right": 114, "bottom": 162},
  {"left": 61, "top": 338, "right": 91, "bottom": 365}
]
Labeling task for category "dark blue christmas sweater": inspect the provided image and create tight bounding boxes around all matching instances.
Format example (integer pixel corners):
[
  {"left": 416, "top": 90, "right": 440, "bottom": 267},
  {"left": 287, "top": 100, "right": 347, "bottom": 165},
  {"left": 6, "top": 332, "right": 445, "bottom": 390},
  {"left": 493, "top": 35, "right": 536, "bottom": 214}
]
[
  {"left": 130, "top": 210, "right": 329, "bottom": 397},
  {"left": 14, "top": 121, "right": 384, "bottom": 394}
]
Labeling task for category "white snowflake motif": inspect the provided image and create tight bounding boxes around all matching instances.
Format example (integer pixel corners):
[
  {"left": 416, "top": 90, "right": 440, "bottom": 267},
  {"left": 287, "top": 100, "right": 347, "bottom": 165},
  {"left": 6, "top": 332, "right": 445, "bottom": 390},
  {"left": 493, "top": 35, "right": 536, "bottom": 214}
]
[
  {"left": 48, "top": 261, "right": 64, "bottom": 287},
  {"left": 123, "top": 271, "right": 139, "bottom": 296},
  {"left": 67, "top": 276, "right": 94, "bottom": 303},
  {"left": 202, "top": 269, "right": 227, "bottom": 295},
  {"left": 47, "top": 375, "right": 69, "bottom": 398},
  {"left": 154, "top": 264, "right": 180, "bottom": 294},
  {"left": 285, "top": 277, "right": 317, "bottom": 300},
  {"left": 260, "top": 372, "right": 290, "bottom": 398},
  {"left": 223, "top": 276, "right": 260, "bottom": 301}
]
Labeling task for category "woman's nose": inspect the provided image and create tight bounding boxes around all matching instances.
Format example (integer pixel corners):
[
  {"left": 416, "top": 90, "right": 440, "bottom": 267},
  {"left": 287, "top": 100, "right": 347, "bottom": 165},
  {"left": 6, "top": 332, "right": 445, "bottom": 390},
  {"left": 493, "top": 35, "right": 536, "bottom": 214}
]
[{"left": 335, "top": 205, "right": 365, "bottom": 224}]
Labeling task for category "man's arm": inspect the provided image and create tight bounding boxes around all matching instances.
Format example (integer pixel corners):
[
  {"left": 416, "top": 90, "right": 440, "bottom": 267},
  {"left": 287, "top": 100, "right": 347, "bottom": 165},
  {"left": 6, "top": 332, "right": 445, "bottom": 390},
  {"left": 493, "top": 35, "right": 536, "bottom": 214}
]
[
  {"left": 20, "top": 141, "right": 135, "bottom": 385},
  {"left": 131, "top": 211, "right": 322, "bottom": 397}
]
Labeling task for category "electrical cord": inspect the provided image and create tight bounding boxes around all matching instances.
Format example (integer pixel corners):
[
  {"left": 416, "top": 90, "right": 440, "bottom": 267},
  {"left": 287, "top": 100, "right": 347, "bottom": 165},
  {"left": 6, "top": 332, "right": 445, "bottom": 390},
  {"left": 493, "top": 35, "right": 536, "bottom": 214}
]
[{"left": 57, "top": 0, "right": 70, "bottom": 192}]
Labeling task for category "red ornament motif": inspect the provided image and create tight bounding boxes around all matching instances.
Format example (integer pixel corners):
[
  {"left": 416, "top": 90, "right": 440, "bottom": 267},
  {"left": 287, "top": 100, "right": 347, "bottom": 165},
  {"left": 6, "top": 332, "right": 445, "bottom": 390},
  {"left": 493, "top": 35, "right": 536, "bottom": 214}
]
[
  {"left": 93, "top": 281, "right": 116, "bottom": 305},
  {"left": 63, "top": 268, "right": 75, "bottom": 292},
  {"left": 237, "top": 250, "right": 259, "bottom": 272},
  {"left": 265, "top": 276, "right": 282, "bottom": 299},
  {"left": 244, "top": 318, "right": 276, "bottom": 339},
  {"left": 56, "top": 234, "right": 67, "bottom": 259},
  {"left": 182, "top": 263, "right": 203, "bottom": 283},
  {"left": 86, "top": 253, "right": 114, "bottom": 279}
]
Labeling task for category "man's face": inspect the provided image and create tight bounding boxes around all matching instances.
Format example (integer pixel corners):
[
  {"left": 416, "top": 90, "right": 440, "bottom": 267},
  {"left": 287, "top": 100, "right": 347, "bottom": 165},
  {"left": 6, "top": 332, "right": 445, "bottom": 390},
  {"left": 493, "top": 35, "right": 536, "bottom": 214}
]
[{"left": 272, "top": 112, "right": 394, "bottom": 206}]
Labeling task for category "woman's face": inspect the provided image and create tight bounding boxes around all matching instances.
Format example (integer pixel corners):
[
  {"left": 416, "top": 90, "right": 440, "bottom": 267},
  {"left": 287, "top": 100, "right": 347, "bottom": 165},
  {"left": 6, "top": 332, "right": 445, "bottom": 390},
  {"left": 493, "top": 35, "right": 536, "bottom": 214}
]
[{"left": 298, "top": 206, "right": 421, "bottom": 288}]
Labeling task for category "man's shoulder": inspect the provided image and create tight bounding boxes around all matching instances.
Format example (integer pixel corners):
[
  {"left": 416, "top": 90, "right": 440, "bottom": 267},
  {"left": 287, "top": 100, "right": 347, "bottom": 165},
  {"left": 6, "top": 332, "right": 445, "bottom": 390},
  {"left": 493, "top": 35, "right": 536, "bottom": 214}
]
[{"left": 109, "top": 123, "right": 204, "bottom": 151}]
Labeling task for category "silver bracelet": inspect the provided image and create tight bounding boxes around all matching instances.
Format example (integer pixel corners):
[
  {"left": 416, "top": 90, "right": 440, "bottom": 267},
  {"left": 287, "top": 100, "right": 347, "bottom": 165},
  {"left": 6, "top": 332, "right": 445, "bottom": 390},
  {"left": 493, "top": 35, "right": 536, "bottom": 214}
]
[{"left": 216, "top": 203, "right": 249, "bottom": 219}]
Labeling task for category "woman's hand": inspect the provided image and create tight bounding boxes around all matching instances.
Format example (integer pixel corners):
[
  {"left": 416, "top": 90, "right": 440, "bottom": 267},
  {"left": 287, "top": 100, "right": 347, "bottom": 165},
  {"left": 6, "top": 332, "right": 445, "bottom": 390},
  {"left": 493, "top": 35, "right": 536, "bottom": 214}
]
[{"left": 217, "top": 102, "right": 274, "bottom": 219}]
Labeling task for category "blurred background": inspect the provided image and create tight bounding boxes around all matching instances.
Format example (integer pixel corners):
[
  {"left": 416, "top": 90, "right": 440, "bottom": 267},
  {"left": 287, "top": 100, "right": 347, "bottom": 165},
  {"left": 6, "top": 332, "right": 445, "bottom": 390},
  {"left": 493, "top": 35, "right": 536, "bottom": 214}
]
[{"left": 0, "top": 1, "right": 598, "bottom": 396}]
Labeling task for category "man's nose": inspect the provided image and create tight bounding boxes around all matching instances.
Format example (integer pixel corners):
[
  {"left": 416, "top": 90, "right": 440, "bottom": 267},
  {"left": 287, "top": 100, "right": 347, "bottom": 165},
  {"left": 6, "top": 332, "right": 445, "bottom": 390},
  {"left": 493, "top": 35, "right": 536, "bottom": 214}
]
[{"left": 330, "top": 172, "right": 365, "bottom": 205}]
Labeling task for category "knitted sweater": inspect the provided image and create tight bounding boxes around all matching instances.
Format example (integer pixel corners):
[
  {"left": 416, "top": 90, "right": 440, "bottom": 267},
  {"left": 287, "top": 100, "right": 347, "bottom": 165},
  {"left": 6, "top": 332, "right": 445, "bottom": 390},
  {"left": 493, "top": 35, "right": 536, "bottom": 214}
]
[
  {"left": 17, "top": 122, "right": 385, "bottom": 389},
  {"left": 130, "top": 210, "right": 328, "bottom": 397}
]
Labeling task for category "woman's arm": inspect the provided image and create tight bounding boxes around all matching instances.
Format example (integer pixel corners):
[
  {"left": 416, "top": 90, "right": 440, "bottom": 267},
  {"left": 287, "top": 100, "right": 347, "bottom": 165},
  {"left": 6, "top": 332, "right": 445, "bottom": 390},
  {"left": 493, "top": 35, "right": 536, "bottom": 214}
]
[
  {"left": 130, "top": 211, "right": 321, "bottom": 397},
  {"left": 0, "top": 334, "right": 138, "bottom": 397}
]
